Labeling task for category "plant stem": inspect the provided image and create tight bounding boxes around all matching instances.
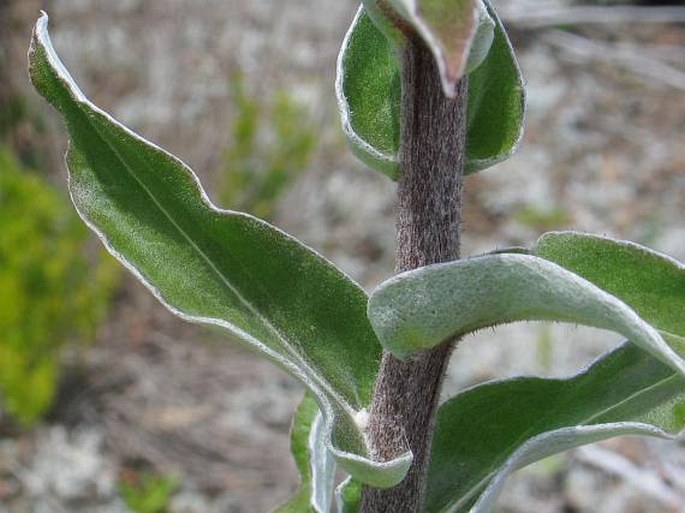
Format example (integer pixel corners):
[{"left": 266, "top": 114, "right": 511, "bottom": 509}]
[{"left": 360, "top": 39, "right": 468, "bottom": 513}]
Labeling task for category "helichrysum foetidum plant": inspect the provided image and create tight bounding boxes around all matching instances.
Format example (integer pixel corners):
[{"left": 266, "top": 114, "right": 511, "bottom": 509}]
[{"left": 28, "top": 1, "right": 684, "bottom": 511}]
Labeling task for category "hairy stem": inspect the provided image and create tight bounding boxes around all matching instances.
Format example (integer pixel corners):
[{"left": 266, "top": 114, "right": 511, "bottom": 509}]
[{"left": 360, "top": 39, "right": 468, "bottom": 513}]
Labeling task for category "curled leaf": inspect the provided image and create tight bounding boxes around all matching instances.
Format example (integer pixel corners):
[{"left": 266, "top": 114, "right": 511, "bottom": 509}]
[
  {"left": 464, "top": 1, "right": 525, "bottom": 173},
  {"left": 336, "top": 5, "right": 401, "bottom": 178},
  {"left": 368, "top": 252, "right": 685, "bottom": 377},
  {"left": 336, "top": 1, "right": 524, "bottom": 178},
  {"left": 274, "top": 394, "right": 335, "bottom": 513},
  {"left": 464, "top": 1, "right": 495, "bottom": 74},
  {"left": 366, "top": 231, "right": 685, "bottom": 509}
]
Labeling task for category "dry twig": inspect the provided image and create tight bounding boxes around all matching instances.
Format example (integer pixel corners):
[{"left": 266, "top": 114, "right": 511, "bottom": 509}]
[
  {"left": 501, "top": 5, "right": 685, "bottom": 28},
  {"left": 543, "top": 29, "right": 685, "bottom": 91}
]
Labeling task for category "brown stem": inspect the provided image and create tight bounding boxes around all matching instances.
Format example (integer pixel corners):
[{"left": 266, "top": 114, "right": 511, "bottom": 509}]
[{"left": 359, "top": 39, "right": 468, "bottom": 513}]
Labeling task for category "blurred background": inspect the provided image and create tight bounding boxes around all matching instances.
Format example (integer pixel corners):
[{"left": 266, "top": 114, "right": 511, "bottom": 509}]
[{"left": 1, "top": 0, "right": 684, "bottom": 511}]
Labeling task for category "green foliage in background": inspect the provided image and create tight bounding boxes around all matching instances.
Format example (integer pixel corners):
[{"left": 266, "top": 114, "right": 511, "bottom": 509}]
[
  {"left": 0, "top": 147, "right": 118, "bottom": 424},
  {"left": 514, "top": 205, "right": 570, "bottom": 232},
  {"left": 119, "top": 472, "right": 180, "bottom": 513},
  {"left": 0, "top": 93, "right": 27, "bottom": 143},
  {"left": 218, "top": 75, "right": 316, "bottom": 220}
]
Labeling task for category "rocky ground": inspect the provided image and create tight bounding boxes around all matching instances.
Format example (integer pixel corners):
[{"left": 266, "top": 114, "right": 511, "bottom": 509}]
[{"left": 1, "top": 0, "right": 684, "bottom": 511}]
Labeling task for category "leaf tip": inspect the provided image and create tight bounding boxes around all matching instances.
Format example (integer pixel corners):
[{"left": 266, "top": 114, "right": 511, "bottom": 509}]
[
  {"left": 30, "top": 11, "right": 49, "bottom": 50},
  {"left": 417, "top": 0, "right": 480, "bottom": 98},
  {"left": 28, "top": 11, "right": 54, "bottom": 100},
  {"left": 28, "top": 12, "right": 46, "bottom": 62}
]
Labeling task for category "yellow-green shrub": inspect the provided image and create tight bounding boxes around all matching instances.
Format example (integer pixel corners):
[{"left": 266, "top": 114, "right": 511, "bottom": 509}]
[{"left": 0, "top": 147, "right": 119, "bottom": 425}]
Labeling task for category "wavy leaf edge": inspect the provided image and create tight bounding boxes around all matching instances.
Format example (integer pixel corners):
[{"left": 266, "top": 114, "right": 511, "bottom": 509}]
[
  {"left": 337, "top": 340, "right": 685, "bottom": 513},
  {"left": 29, "top": 12, "right": 411, "bottom": 490}
]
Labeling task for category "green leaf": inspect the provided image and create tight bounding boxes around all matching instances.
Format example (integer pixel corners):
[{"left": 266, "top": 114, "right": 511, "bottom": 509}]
[
  {"left": 368, "top": 249, "right": 685, "bottom": 376},
  {"left": 119, "top": 473, "right": 180, "bottom": 513},
  {"left": 426, "top": 342, "right": 685, "bottom": 513},
  {"left": 335, "top": 477, "right": 362, "bottom": 513},
  {"left": 336, "top": 5, "right": 402, "bottom": 179},
  {"left": 464, "top": 1, "right": 525, "bottom": 173},
  {"left": 274, "top": 394, "right": 335, "bottom": 513},
  {"left": 336, "top": 1, "right": 524, "bottom": 179},
  {"left": 532, "top": 232, "right": 685, "bottom": 342},
  {"left": 28, "top": 13, "right": 409, "bottom": 489}
]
